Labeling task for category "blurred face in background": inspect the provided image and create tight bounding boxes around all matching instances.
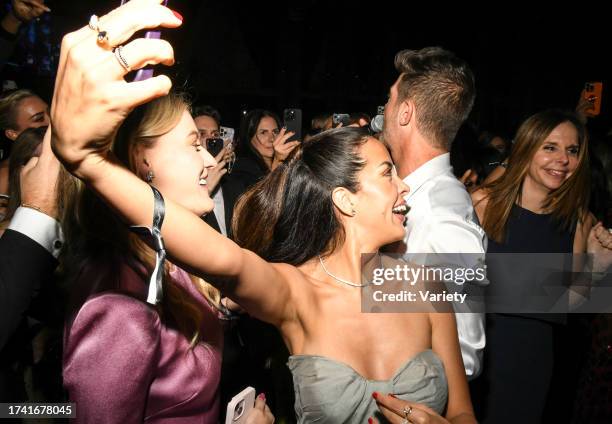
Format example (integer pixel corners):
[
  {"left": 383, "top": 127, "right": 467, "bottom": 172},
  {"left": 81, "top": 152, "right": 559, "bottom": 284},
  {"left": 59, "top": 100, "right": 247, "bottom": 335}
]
[
  {"left": 6, "top": 96, "right": 50, "bottom": 140},
  {"left": 194, "top": 115, "right": 220, "bottom": 141},
  {"left": 250, "top": 116, "right": 279, "bottom": 161}
]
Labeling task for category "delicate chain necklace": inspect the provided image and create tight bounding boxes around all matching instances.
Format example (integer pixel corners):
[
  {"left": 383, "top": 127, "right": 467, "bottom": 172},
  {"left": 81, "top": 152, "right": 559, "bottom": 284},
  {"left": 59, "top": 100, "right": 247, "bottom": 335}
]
[{"left": 318, "top": 255, "right": 371, "bottom": 288}]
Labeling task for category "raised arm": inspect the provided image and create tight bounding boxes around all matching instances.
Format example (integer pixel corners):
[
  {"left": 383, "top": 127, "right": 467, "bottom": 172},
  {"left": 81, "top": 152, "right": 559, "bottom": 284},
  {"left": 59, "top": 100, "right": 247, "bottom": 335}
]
[{"left": 50, "top": 0, "right": 294, "bottom": 327}]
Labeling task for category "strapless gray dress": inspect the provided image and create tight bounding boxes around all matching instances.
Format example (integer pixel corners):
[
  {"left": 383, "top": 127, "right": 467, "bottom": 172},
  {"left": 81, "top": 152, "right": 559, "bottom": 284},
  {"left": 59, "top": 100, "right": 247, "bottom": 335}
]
[{"left": 287, "top": 349, "right": 448, "bottom": 423}]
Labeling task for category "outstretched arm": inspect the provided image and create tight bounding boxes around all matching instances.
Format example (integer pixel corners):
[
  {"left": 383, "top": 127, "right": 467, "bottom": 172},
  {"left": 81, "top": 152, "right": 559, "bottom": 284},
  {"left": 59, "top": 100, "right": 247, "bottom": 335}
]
[{"left": 51, "top": 0, "right": 295, "bottom": 327}]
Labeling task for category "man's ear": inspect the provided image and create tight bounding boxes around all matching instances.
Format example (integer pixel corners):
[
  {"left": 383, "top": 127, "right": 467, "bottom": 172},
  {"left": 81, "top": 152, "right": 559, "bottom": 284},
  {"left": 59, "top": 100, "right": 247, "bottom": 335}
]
[
  {"left": 5, "top": 129, "right": 18, "bottom": 141},
  {"left": 331, "top": 186, "right": 357, "bottom": 217},
  {"left": 398, "top": 99, "right": 414, "bottom": 127}
]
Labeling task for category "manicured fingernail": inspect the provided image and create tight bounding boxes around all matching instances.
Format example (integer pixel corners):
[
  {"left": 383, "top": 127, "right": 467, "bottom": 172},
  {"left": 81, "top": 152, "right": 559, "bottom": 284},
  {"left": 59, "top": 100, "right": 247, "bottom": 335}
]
[
  {"left": 257, "top": 393, "right": 266, "bottom": 401},
  {"left": 372, "top": 391, "right": 379, "bottom": 399},
  {"left": 172, "top": 10, "right": 183, "bottom": 22},
  {"left": 368, "top": 418, "right": 374, "bottom": 424}
]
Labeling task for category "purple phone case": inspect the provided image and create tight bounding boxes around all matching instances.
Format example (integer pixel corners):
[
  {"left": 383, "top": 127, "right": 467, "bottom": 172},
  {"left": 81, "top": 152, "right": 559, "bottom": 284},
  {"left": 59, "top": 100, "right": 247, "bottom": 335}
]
[{"left": 120, "top": 0, "right": 168, "bottom": 81}]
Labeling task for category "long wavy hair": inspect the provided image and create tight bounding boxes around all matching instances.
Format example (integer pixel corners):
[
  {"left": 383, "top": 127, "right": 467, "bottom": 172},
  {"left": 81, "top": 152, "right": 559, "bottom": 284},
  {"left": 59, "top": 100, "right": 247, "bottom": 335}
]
[
  {"left": 480, "top": 109, "right": 589, "bottom": 243},
  {"left": 232, "top": 127, "right": 369, "bottom": 265},
  {"left": 60, "top": 93, "right": 220, "bottom": 346}
]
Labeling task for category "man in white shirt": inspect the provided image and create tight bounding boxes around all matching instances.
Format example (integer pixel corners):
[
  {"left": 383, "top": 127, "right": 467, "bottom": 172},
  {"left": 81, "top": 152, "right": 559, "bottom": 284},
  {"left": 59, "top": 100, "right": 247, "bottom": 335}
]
[{"left": 382, "top": 47, "right": 487, "bottom": 379}]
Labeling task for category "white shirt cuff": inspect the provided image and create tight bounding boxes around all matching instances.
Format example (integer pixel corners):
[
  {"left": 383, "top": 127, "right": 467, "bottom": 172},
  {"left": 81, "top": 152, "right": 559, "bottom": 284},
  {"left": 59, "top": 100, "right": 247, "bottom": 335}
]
[{"left": 7, "top": 207, "right": 64, "bottom": 258}]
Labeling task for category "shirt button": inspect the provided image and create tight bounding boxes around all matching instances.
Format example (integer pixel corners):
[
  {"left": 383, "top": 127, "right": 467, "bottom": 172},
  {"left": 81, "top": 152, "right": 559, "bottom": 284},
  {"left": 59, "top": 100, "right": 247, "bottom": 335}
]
[{"left": 53, "top": 240, "right": 63, "bottom": 250}]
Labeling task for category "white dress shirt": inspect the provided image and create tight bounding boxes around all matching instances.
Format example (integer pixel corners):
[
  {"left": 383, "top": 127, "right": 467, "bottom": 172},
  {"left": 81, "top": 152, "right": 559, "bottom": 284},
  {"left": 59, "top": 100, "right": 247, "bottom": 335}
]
[
  {"left": 212, "top": 187, "right": 227, "bottom": 237},
  {"left": 402, "top": 153, "right": 487, "bottom": 380},
  {"left": 8, "top": 206, "right": 64, "bottom": 258}
]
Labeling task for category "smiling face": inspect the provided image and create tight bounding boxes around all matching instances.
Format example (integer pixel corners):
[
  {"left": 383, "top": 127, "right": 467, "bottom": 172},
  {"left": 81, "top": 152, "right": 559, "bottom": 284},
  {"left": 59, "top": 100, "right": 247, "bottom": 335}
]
[
  {"left": 136, "top": 110, "right": 217, "bottom": 216},
  {"left": 524, "top": 121, "right": 580, "bottom": 193},
  {"left": 349, "top": 137, "right": 409, "bottom": 246}
]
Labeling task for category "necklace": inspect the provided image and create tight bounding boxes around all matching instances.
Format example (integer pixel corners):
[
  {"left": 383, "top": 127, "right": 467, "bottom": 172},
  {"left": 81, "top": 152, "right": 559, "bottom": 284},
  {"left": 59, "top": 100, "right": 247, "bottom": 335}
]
[{"left": 318, "top": 255, "right": 371, "bottom": 288}]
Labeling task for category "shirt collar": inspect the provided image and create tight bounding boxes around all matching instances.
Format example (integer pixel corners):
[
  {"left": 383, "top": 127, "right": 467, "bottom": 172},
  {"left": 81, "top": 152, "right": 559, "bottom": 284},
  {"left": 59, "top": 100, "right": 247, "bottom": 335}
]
[{"left": 402, "top": 153, "right": 452, "bottom": 200}]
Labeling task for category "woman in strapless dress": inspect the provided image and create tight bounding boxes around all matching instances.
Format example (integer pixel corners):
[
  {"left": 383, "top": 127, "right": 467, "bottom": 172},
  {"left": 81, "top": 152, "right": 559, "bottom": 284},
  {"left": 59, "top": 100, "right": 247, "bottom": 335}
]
[{"left": 51, "top": 6, "right": 477, "bottom": 422}]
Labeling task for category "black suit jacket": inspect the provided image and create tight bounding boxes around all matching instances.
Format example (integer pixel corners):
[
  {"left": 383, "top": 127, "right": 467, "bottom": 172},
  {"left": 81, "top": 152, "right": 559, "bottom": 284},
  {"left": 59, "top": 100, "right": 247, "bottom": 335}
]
[{"left": 0, "top": 229, "right": 57, "bottom": 350}]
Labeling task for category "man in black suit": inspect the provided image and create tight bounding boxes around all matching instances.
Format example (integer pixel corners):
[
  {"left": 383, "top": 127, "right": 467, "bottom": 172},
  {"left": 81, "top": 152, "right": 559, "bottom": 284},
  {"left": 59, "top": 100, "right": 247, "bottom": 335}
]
[
  {"left": 0, "top": 128, "right": 61, "bottom": 350},
  {"left": 194, "top": 105, "right": 243, "bottom": 238}
]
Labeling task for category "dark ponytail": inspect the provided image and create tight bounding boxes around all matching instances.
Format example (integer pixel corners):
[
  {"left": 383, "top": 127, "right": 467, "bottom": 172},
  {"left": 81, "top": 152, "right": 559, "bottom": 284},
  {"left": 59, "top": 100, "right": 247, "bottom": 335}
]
[{"left": 233, "top": 127, "right": 369, "bottom": 265}]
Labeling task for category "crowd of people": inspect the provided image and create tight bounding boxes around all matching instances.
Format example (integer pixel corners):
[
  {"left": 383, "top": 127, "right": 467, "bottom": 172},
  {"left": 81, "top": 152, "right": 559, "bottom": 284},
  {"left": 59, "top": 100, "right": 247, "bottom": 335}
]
[{"left": 1, "top": 1, "right": 612, "bottom": 423}]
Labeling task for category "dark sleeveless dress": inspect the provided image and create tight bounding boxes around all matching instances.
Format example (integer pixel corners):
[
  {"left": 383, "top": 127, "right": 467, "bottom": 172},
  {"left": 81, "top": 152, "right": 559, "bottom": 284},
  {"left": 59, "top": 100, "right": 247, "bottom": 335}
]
[{"left": 481, "top": 204, "right": 576, "bottom": 424}]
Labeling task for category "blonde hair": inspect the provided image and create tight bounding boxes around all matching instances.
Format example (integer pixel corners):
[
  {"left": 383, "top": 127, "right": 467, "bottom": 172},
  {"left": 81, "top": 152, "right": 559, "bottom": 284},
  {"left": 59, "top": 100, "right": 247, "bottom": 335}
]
[
  {"left": 61, "top": 93, "right": 220, "bottom": 346},
  {"left": 481, "top": 109, "right": 590, "bottom": 243},
  {"left": 0, "top": 89, "right": 38, "bottom": 131}
]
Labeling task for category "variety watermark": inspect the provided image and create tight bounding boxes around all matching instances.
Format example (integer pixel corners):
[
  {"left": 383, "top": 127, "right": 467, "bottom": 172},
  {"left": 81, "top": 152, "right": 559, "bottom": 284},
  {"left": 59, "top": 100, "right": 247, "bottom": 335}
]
[{"left": 360, "top": 253, "right": 612, "bottom": 314}]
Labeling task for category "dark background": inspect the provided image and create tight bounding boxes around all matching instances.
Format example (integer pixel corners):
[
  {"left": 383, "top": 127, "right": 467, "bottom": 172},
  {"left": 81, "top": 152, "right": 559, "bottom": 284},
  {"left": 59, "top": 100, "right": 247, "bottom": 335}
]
[{"left": 3, "top": 0, "right": 610, "bottom": 137}]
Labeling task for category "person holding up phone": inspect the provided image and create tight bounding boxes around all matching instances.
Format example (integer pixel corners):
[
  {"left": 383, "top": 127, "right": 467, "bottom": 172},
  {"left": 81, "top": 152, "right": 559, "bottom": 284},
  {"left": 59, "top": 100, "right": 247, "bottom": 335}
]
[
  {"left": 233, "top": 110, "right": 298, "bottom": 190},
  {"left": 50, "top": 3, "right": 476, "bottom": 423},
  {"left": 193, "top": 105, "right": 243, "bottom": 238}
]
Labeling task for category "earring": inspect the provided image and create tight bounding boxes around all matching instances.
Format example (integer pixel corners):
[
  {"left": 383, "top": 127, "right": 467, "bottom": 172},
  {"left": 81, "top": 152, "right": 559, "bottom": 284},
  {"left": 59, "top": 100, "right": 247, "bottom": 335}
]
[{"left": 146, "top": 170, "right": 154, "bottom": 182}]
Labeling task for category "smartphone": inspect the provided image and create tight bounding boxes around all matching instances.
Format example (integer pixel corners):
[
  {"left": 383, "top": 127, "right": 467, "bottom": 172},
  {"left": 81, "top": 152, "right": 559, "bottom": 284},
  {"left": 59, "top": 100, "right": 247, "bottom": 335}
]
[
  {"left": 370, "top": 108, "right": 385, "bottom": 133},
  {"left": 332, "top": 113, "right": 351, "bottom": 127},
  {"left": 225, "top": 387, "right": 255, "bottom": 424},
  {"left": 283, "top": 108, "right": 302, "bottom": 143},
  {"left": 120, "top": 0, "right": 169, "bottom": 81},
  {"left": 584, "top": 81, "right": 603, "bottom": 117},
  {"left": 206, "top": 137, "right": 224, "bottom": 157},
  {"left": 220, "top": 126, "right": 235, "bottom": 145}
]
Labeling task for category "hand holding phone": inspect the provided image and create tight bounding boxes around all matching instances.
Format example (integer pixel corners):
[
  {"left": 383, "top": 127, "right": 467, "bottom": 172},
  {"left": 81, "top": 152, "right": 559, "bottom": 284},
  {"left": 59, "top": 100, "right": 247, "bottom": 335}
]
[
  {"left": 583, "top": 81, "right": 603, "bottom": 117},
  {"left": 120, "top": 0, "right": 169, "bottom": 81},
  {"left": 332, "top": 113, "right": 351, "bottom": 127},
  {"left": 283, "top": 109, "right": 302, "bottom": 143},
  {"left": 225, "top": 387, "right": 256, "bottom": 424}
]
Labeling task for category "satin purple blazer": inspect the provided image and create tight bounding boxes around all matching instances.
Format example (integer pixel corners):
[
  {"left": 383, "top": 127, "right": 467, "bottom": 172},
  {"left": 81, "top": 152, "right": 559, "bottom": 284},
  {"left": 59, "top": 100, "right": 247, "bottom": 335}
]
[{"left": 63, "top": 264, "right": 223, "bottom": 423}]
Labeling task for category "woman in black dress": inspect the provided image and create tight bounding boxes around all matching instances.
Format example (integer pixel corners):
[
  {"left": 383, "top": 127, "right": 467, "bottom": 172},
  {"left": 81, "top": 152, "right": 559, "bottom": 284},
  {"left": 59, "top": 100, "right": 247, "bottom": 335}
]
[{"left": 471, "top": 109, "right": 612, "bottom": 423}]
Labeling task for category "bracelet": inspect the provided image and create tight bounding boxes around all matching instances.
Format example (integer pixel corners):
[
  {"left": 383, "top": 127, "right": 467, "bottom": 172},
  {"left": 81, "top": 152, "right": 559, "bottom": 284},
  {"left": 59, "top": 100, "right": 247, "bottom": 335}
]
[{"left": 129, "top": 186, "right": 166, "bottom": 305}]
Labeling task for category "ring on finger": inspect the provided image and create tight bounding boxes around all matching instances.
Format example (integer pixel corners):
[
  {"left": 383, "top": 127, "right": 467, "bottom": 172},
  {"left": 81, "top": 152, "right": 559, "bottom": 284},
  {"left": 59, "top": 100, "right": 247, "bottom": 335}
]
[
  {"left": 89, "top": 14, "right": 110, "bottom": 47},
  {"left": 113, "top": 46, "right": 131, "bottom": 72},
  {"left": 403, "top": 405, "right": 413, "bottom": 418},
  {"left": 401, "top": 419, "right": 409, "bottom": 424}
]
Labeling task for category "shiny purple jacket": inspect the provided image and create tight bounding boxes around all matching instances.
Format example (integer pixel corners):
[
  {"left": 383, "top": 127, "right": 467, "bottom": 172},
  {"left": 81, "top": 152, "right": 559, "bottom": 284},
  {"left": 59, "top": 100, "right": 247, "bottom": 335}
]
[{"left": 63, "top": 264, "right": 222, "bottom": 423}]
